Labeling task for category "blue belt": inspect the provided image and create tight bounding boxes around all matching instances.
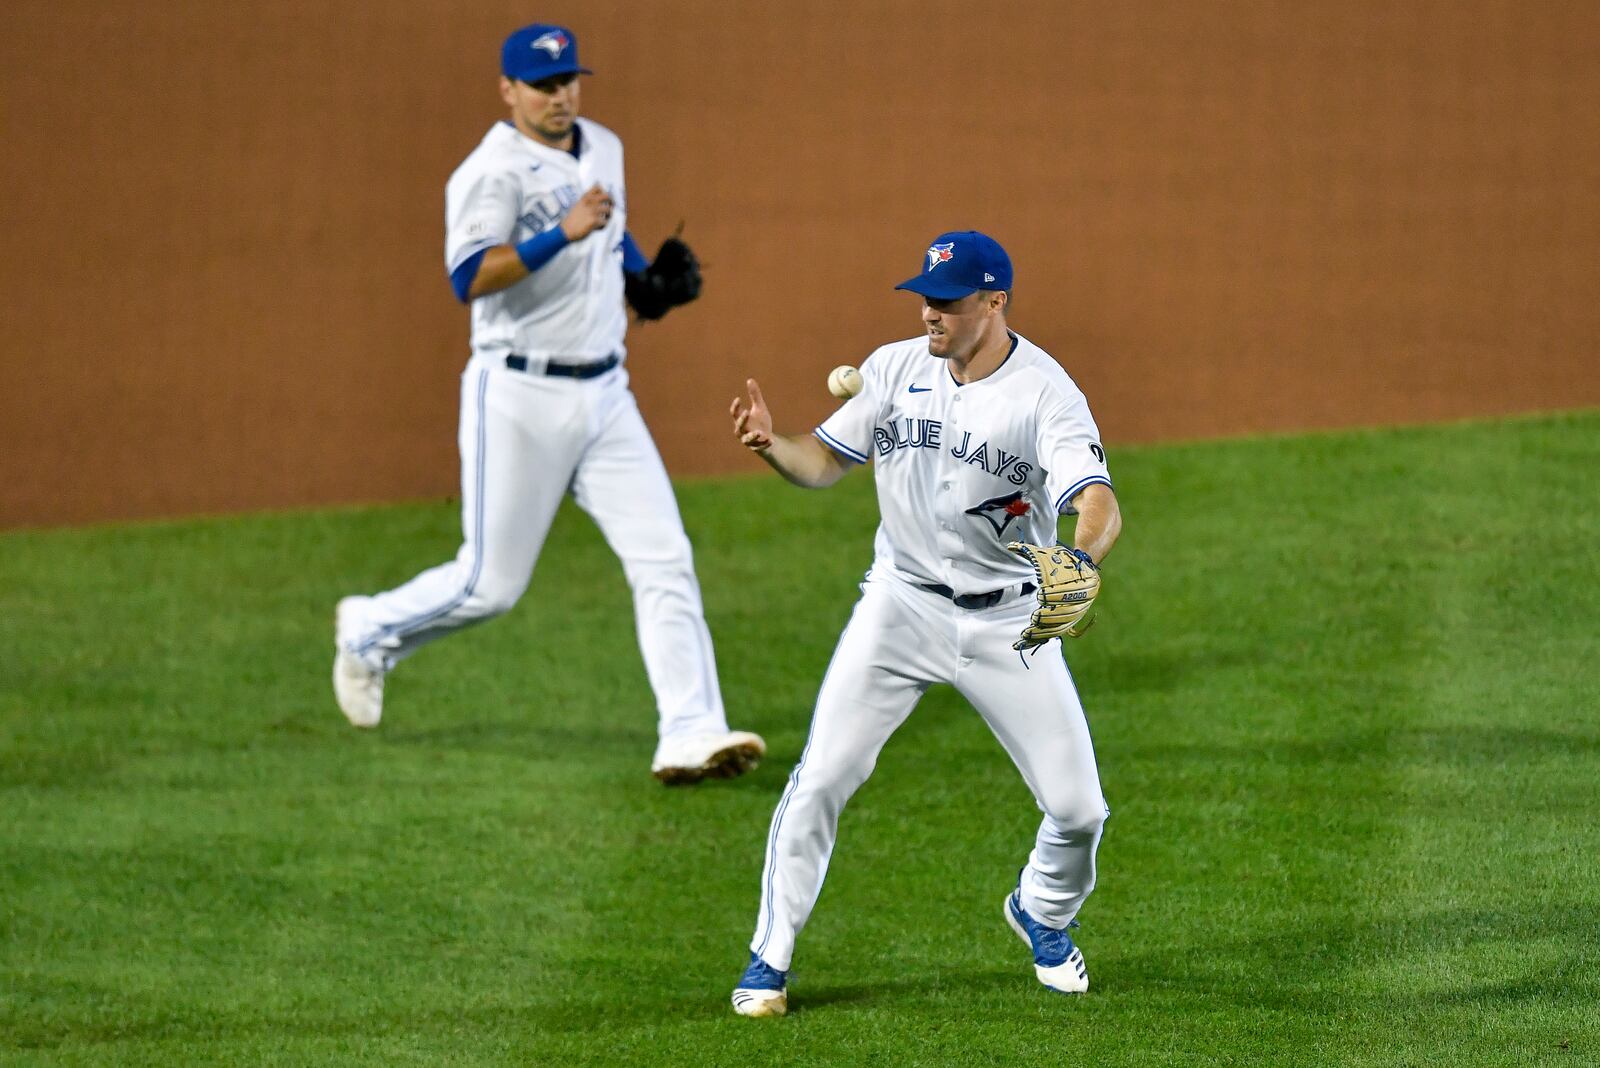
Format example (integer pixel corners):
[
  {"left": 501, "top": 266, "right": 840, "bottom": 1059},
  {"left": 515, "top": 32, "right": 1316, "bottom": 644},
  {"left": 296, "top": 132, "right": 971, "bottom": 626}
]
[
  {"left": 504, "top": 353, "right": 619, "bottom": 378},
  {"left": 921, "top": 582, "right": 1036, "bottom": 610}
]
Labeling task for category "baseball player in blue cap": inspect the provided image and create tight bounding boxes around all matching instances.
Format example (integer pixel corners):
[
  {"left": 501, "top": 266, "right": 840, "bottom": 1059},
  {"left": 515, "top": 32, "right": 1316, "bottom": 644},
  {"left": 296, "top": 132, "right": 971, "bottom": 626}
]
[
  {"left": 333, "top": 22, "right": 764, "bottom": 785},
  {"left": 727, "top": 231, "right": 1122, "bottom": 1014}
]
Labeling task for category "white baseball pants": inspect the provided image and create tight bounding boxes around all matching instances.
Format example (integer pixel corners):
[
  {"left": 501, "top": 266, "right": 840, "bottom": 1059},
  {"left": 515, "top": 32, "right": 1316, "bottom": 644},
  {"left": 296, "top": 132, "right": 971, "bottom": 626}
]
[
  {"left": 749, "top": 574, "right": 1107, "bottom": 971},
  {"left": 347, "top": 358, "right": 728, "bottom": 739}
]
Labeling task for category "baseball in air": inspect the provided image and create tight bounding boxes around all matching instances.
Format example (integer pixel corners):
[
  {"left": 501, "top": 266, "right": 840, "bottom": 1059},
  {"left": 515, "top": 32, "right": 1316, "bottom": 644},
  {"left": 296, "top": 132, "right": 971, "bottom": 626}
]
[{"left": 828, "top": 365, "right": 863, "bottom": 399}]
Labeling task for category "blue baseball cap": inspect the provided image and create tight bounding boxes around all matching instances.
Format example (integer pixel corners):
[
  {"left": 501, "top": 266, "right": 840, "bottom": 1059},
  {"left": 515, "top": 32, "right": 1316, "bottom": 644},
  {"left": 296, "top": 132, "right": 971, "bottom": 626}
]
[
  {"left": 502, "top": 23, "right": 593, "bottom": 83},
  {"left": 894, "top": 231, "right": 1013, "bottom": 300}
]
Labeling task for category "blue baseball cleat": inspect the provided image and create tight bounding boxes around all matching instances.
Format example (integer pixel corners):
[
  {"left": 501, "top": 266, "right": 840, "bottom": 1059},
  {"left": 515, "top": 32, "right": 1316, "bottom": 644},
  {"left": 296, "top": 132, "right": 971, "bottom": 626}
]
[
  {"left": 731, "top": 952, "right": 788, "bottom": 1017},
  {"left": 1004, "top": 888, "right": 1089, "bottom": 993}
]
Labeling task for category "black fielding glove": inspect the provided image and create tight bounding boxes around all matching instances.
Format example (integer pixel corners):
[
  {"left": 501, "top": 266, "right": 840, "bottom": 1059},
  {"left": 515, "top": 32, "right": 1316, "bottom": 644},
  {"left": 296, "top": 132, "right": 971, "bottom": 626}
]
[{"left": 626, "top": 236, "right": 702, "bottom": 321}]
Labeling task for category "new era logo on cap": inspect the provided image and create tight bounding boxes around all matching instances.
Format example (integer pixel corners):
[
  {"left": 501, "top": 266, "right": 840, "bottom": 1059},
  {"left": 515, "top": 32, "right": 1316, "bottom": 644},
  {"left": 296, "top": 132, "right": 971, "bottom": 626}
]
[
  {"left": 984, "top": 272, "right": 995, "bottom": 282},
  {"left": 926, "top": 242, "right": 956, "bottom": 272},
  {"left": 531, "top": 30, "right": 569, "bottom": 57}
]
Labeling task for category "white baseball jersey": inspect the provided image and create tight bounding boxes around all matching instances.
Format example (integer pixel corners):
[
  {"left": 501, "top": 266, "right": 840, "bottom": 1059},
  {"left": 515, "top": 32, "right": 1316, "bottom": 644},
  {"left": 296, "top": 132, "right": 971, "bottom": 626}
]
[
  {"left": 445, "top": 117, "right": 629, "bottom": 360},
  {"left": 343, "top": 110, "right": 736, "bottom": 749},
  {"left": 814, "top": 332, "right": 1112, "bottom": 594},
  {"left": 743, "top": 328, "right": 1115, "bottom": 977}
]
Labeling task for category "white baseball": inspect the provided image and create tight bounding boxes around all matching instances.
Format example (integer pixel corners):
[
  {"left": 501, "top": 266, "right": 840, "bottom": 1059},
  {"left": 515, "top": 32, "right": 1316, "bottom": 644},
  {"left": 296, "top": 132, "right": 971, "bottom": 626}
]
[{"left": 828, "top": 365, "right": 863, "bottom": 399}]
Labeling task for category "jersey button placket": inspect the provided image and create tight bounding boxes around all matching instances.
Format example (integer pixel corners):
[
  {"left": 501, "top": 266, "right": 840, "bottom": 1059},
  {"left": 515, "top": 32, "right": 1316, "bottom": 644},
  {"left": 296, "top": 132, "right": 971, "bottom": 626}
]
[{"left": 953, "top": 611, "right": 978, "bottom": 673}]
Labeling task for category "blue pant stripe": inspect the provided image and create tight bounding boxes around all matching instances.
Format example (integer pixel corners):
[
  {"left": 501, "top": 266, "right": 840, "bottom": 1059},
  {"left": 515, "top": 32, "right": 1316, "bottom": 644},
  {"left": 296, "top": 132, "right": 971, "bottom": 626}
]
[
  {"left": 754, "top": 740, "right": 811, "bottom": 959},
  {"left": 753, "top": 644, "right": 842, "bottom": 958},
  {"left": 355, "top": 368, "right": 491, "bottom": 653}
]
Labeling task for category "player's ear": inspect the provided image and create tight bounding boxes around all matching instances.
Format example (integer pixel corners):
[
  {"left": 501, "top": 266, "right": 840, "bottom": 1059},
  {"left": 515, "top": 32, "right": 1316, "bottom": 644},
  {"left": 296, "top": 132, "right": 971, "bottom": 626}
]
[{"left": 498, "top": 75, "right": 517, "bottom": 106}]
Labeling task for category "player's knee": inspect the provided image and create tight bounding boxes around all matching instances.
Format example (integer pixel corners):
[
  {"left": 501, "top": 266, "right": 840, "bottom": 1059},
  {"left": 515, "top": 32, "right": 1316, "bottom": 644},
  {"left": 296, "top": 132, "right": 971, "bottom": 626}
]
[
  {"left": 792, "top": 754, "right": 876, "bottom": 804},
  {"left": 623, "top": 551, "right": 701, "bottom": 603},
  {"left": 471, "top": 590, "right": 520, "bottom": 618},
  {"left": 462, "top": 575, "right": 526, "bottom": 620},
  {"left": 1041, "top": 790, "right": 1107, "bottom": 839},
  {"left": 623, "top": 532, "right": 697, "bottom": 577}
]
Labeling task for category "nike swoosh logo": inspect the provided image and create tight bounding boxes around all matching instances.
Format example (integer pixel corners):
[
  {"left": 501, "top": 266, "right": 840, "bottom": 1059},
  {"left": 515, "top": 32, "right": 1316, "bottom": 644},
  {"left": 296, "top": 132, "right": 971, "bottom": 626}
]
[
  {"left": 908, "top": 384, "right": 932, "bottom": 394},
  {"left": 528, "top": 163, "right": 543, "bottom": 172}
]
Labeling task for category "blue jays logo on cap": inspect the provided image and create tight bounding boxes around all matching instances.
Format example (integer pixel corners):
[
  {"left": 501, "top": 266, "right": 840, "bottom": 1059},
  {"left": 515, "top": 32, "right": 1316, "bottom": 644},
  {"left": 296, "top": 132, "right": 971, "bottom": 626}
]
[
  {"left": 896, "top": 230, "right": 1013, "bottom": 300},
  {"left": 502, "top": 23, "right": 594, "bottom": 82},
  {"left": 531, "top": 30, "right": 570, "bottom": 58}
]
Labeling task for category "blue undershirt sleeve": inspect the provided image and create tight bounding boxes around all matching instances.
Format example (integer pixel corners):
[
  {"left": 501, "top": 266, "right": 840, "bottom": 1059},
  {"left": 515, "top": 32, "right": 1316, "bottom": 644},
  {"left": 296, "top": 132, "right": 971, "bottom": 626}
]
[
  {"left": 448, "top": 226, "right": 573, "bottom": 304},
  {"left": 621, "top": 231, "right": 649, "bottom": 274},
  {"left": 449, "top": 247, "right": 490, "bottom": 304}
]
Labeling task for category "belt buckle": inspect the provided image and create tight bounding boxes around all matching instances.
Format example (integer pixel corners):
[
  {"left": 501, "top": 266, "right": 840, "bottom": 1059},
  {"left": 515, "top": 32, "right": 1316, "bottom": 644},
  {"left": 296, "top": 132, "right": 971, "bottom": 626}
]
[
  {"left": 504, "top": 354, "right": 549, "bottom": 375},
  {"left": 955, "top": 585, "right": 1022, "bottom": 610}
]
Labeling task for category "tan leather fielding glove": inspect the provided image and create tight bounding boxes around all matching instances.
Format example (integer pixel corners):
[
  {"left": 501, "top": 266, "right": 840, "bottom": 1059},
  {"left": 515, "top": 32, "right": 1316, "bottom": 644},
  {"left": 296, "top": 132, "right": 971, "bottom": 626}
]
[{"left": 1006, "top": 542, "right": 1101, "bottom": 650}]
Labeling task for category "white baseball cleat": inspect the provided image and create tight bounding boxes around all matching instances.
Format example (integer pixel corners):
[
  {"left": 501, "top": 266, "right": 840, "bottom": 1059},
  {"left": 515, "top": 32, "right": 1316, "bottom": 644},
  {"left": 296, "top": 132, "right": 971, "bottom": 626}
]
[
  {"left": 731, "top": 953, "right": 788, "bottom": 1017},
  {"left": 651, "top": 729, "right": 766, "bottom": 785},
  {"left": 1005, "top": 888, "right": 1089, "bottom": 994},
  {"left": 333, "top": 597, "right": 385, "bottom": 728}
]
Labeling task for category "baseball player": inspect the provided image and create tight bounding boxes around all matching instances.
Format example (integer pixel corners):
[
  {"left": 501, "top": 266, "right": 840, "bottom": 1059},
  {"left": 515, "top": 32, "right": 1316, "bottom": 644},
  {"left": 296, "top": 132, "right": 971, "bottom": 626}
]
[
  {"left": 332, "top": 23, "right": 764, "bottom": 785},
  {"left": 726, "top": 231, "right": 1121, "bottom": 1015}
]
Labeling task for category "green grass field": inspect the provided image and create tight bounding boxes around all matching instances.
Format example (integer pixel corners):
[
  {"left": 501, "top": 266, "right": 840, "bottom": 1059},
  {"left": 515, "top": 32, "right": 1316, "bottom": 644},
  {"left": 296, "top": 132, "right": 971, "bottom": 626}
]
[{"left": 3, "top": 411, "right": 1598, "bottom": 1066}]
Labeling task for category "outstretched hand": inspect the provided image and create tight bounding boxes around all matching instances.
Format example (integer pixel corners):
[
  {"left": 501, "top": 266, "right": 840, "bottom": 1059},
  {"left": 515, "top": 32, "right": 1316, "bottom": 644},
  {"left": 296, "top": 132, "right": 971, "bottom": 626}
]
[{"left": 730, "top": 378, "right": 774, "bottom": 452}]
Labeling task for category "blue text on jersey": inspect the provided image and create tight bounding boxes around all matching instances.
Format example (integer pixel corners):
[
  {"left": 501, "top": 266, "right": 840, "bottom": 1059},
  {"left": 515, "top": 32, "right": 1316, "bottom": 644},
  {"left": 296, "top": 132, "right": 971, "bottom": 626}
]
[
  {"left": 519, "top": 184, "right": 581, "bottom": 235},
  {"left": 950, "top": 431, "right": 1033, "bottom": 484},
  {"left": 874, "top": 418, "right": 941, "bottom": 454},
  {"left": 872, "top": 418, "right": 1034, "bottom": 485}
]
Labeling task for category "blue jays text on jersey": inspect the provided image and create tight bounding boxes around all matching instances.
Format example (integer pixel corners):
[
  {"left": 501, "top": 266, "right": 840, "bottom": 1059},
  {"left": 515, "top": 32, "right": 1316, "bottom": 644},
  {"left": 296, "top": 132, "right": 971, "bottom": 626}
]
[
  {"left": 518, "top": 183, "right": 581, "bottom": 235},
  {"left": 873, "top": 417, "right": 1034, "bottom": 486}
]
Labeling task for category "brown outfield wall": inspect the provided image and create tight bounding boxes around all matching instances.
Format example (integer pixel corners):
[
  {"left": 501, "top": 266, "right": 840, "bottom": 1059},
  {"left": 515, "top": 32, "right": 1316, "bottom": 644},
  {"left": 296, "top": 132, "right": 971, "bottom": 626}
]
[{"left": 2, "top": 0, "right": 1597, "bottom": 528}]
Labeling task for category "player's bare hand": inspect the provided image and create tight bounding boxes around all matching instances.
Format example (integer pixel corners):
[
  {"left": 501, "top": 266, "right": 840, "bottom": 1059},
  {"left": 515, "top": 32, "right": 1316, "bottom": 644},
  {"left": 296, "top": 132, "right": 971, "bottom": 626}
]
[
  {"left": 561, "top": 184, "right": 614, "bottom": 240},
  {"left": 731, "top": 378, "right": 774, "bottom": 452}
]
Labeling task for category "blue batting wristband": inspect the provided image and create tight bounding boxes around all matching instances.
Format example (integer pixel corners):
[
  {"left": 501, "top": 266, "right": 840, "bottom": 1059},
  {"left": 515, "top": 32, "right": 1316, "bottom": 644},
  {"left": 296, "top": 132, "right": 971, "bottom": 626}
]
[{"left": 515, "top": 227, "right": 569, "bottom": 273}]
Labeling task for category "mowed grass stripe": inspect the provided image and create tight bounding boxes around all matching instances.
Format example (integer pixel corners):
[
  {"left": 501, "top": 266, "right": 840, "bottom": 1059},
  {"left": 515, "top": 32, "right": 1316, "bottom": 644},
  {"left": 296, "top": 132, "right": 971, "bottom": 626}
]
[{"left": 1, "top": 410, "right": 1596, "bottom": 1066}]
